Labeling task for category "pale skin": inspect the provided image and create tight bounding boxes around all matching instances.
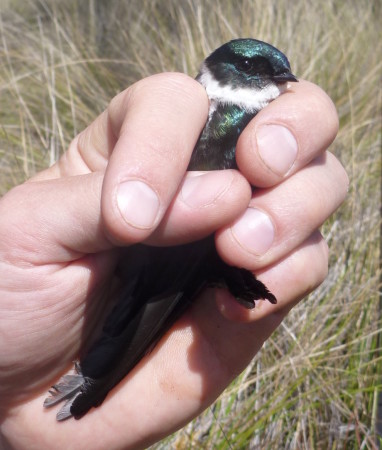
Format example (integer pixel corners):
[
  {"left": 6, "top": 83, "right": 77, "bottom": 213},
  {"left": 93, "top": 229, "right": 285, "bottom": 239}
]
[{"left": 0, "top": 73, "right": 348, "bottom": 449}]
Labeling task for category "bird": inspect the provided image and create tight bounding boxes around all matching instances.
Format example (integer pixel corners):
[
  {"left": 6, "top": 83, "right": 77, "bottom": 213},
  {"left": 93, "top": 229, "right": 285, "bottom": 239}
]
[{"left": 44, "top": 38, "right": 298, "bottom": 421}]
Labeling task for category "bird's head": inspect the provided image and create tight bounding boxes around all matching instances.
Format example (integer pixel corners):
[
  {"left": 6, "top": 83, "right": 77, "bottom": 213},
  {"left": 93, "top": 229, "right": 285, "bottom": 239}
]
[{"left": 197, "top": 38, "right": 298, "bottom": 112}]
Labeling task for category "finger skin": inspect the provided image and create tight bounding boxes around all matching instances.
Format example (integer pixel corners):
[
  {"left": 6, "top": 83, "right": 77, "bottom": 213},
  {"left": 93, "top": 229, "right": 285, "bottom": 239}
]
[
  {"left": 216, "top": 151, "right": 349, "bottom": 269},
  {"left": 146, "top": 170, "right": 252, "bottom": 245},
  {"left": 236, "top": 80, "right": 339, "bottom": 187},
  {"left": 101, "top": 73, "right": 210, "bottom": 245}
]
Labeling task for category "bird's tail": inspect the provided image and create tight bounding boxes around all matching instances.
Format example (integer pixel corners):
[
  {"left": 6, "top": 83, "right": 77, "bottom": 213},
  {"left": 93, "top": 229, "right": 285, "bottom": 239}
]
[{"left": 43, "top": 362, "right": 84, "bottom": 421}]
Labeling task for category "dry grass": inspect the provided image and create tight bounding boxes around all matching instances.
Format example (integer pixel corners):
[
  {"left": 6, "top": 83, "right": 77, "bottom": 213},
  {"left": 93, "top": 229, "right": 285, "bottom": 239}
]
[{"left": 0, "top": 0, "right": 381, "bottom": 448}]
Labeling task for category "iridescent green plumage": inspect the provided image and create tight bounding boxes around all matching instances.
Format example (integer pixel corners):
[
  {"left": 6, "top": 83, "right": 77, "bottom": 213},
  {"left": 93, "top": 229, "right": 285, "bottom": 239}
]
[{"left": 189, "top": 105, "right": 253, "bottom": 170}]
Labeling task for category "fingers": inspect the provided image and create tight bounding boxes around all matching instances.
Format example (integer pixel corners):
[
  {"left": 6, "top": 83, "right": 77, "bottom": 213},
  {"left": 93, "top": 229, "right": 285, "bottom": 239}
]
[
  {"left": 101, "top": 73, "right": 210, "bottom": 244},
  {"left": 236, "top": 80, "right": 339, "bottom": 187},
  {"left": 126, "top": 78, "right": 342, "bottom": 247},
  {"left": 0, "top": 171, "right": 251, "bottom": 263},
  {"left": 146, "top": 170, "right": 252, "bottom": 245},
  {"left": 215, "top": 151, "right": 349, "bottom": 269},
  {"left": 26, "top": 76, "right": 342, "bottom": 254},
  {"left": 4, "top": 74, "right": 252, "bottom": 260}
]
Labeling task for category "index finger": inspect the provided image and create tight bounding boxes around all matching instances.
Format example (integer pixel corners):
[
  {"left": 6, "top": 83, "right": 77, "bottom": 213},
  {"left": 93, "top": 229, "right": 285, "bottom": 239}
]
[{"left": 103, "top": 73, "right": 209, "bottom": 244}]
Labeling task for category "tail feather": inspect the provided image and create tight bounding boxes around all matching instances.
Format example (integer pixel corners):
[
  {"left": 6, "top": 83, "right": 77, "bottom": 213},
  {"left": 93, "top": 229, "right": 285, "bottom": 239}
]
[
  {"left": 43, "top": 364, "right": 84, "bottom": 418},
  {"left": 56, "top": 392, "right": 82, "bottom": 421}
]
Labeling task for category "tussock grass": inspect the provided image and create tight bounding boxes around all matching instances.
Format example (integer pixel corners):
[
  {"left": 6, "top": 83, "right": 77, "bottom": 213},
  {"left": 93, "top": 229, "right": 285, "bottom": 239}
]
[{"left": 0, "top": 0, "right": 380, "bottom": 448}]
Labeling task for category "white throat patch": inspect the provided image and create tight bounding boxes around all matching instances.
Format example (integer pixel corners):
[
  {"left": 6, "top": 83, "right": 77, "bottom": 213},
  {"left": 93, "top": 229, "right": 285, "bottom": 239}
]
[{"left": 197, "top": 63, "right": 286, "bottom": 113}]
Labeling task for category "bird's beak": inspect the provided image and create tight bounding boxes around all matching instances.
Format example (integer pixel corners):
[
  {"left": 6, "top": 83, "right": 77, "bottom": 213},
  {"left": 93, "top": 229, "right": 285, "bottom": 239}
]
[{"left": 272, "top": 72, "right": 299, "bottom": 83}]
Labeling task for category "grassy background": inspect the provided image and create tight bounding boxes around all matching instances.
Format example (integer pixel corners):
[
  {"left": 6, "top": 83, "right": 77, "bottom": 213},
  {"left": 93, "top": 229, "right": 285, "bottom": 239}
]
[{"left": 0, "top": 0, "right": 381, "bottom": 448}]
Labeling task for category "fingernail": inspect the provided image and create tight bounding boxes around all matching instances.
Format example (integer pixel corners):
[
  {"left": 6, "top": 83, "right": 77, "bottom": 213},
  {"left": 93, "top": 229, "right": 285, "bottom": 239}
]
[
  {"left": 231, "top": 208, "right": 274, "bottom": 255},
  {"left": 116, "top": 180, "right": 159, "bottom": 229},
  {"left": 181, "top": 171, "right": 233, "bottom": 208},
  {"left": 256, "top": 124, "right": 297, "bottom": 175}
]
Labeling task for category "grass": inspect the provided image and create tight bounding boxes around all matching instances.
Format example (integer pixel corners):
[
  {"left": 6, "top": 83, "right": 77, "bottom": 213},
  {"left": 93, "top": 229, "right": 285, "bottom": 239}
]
[{"left": 0, "top": 0, "right": 381, "bottom": 448}]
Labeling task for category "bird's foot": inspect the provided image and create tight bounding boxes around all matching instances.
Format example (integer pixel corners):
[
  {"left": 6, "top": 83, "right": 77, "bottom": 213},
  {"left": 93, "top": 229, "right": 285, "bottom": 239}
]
[{"left": 221, "top": 266, "right": 277, "bottom": 309}]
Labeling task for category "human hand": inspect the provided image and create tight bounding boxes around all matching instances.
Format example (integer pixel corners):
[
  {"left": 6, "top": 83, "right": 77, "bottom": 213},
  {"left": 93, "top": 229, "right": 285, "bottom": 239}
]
[{"left": 0, "top": 73, "right": 347, "bottom": 449}]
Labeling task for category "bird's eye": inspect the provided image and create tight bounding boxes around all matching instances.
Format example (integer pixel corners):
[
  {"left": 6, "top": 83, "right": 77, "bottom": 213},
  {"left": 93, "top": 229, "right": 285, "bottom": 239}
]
[
  {"left": 235, "top": 59, "right": 254, "bottom": 73},
  {"left": 234, "top": 56, "right": 273, "bottom": 77}
]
